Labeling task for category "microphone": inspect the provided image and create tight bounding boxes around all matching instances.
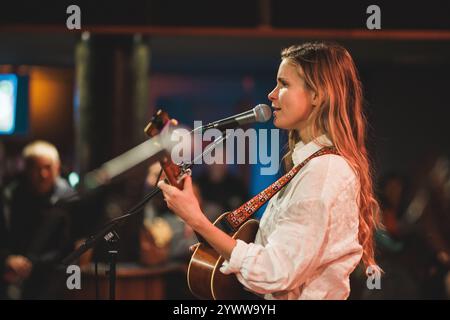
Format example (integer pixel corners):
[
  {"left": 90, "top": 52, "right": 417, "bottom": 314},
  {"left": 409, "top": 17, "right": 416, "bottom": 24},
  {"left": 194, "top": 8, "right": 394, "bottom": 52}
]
[{"left": 200, "top": 104, "right": 272, "bottom": 132}]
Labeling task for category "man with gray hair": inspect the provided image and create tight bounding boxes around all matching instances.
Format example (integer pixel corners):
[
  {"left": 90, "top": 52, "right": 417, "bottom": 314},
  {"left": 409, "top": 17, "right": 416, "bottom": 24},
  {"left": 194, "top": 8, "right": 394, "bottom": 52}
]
[{"left": 1, "top": 140, "right": 76, "bottom": 299}]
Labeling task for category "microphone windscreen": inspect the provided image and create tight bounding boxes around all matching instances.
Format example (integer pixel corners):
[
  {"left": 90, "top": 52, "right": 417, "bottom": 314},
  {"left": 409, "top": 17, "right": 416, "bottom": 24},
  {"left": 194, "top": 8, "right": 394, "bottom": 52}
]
[{"left": 254, "top": 104, "right": 272, "bottom": 123}]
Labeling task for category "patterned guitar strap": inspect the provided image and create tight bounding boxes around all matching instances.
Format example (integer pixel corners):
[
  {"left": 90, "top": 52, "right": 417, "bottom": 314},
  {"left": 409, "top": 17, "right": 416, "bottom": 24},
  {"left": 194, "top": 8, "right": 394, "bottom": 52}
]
[{"left": 224, "top": 146, "right": 339, "bottom": 231}]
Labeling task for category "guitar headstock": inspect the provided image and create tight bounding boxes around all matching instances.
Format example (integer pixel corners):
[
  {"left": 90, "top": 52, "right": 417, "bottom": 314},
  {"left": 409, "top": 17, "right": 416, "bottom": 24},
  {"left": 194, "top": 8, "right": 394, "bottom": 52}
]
[
  {"left": 144, "top": 109, "right": 171, "bottom": 138},
  {"left": 144, "top": 109, "right": 187, "bottom": 190}
]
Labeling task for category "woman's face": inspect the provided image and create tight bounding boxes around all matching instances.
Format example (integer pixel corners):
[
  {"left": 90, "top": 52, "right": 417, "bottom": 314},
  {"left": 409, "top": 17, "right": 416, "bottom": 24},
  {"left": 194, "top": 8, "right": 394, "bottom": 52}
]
[{"left": 268, "top": 59, "right": 316, "bottom": 131}]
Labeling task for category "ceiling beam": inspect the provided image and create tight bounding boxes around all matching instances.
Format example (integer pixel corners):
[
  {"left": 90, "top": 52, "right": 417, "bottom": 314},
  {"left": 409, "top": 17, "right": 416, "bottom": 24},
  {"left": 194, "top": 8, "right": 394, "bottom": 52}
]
[{"left": 3, "top": 25, "right": 450, "bottom": 41}]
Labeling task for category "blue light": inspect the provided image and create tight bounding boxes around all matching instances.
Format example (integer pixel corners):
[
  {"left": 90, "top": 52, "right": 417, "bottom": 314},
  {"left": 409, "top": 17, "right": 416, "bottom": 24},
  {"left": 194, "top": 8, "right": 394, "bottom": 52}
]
[
  {"left": 68, "top": 172, "right": 80, "bottom": 187},
  {"left": 0, "top": 74, "right": 18, "bottom": 134}
]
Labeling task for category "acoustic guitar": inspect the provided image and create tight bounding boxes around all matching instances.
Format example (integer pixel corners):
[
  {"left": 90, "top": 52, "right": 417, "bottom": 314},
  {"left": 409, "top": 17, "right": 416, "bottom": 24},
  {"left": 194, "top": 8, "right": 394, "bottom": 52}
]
[{"left": 187, "top": 213, "right": 260, "bottom": 300}]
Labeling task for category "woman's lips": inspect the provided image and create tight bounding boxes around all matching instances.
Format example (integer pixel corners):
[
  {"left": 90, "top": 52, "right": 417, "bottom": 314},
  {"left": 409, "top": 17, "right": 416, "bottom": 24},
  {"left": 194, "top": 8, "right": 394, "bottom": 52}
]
[{"left": 272, "top": 106, "right": 281, "bottom": 116}]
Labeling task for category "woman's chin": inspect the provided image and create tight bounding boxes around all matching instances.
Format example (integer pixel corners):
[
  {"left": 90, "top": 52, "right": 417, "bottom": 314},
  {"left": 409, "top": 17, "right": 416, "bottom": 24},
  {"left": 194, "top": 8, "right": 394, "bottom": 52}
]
[{"left": 273, "top": 117, "right": 290, "bottom": 130}]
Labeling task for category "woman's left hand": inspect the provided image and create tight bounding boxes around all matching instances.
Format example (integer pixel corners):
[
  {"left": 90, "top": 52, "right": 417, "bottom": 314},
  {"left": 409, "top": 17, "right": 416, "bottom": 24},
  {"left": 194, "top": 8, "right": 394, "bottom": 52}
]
[{"left": 157, "top": 175, "right": 205, "bottom": 228}]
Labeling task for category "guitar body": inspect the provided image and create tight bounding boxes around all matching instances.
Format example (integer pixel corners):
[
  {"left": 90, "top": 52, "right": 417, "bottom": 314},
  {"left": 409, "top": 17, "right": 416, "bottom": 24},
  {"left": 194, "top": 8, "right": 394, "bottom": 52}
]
[{"left": 187, "top": 212, "right": 259, "bottom": 300}]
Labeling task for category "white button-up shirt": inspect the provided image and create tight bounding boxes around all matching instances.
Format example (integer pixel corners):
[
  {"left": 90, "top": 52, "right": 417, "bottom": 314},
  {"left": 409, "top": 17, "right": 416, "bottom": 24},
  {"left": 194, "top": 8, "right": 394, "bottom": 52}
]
[{"left": 220, "top": 135, "right": 363, "bottom": 300}]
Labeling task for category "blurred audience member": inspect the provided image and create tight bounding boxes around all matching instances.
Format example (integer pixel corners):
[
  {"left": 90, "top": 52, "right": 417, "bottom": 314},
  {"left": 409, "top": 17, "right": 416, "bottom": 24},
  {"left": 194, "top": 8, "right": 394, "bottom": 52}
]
[
  {"left": 378, "top": 173, "right": 409, "bottom": 238},
  {"left": 196, "top": 152, "right": 250, "bottom": 219},
  {"left": 0, "top": 140, "right": 76, "bottom": 299},
  {"left": 411, "top": 154, "right": 450, "bottom": 298},
  {"left": 351, "top": 160, "right": 450, "bottom": 299},
  {"left": 0, "top": 194, "right": 7, "bottom": 299},
  {"left": 350, "top": 172, "right": 420, "bottom": 299}
]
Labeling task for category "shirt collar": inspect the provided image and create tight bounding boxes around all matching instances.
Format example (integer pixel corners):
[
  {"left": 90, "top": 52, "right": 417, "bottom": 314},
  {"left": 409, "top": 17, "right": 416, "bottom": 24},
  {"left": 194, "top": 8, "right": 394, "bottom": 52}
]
[{"left": 292, "top": 134, "right": 334, "bottom": 166}]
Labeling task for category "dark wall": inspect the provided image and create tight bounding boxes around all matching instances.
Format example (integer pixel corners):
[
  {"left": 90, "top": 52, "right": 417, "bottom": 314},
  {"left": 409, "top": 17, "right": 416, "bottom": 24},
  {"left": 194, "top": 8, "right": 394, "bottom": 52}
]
[{"left": 362, "top": 63, "right": 450, "bottom": 178}]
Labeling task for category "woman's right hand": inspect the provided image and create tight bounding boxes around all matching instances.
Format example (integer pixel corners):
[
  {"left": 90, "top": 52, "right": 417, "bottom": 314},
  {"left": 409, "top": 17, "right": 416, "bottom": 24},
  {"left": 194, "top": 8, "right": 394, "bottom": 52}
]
[{"left": 157, "top": 175, "right": 207, "bottom": 230}]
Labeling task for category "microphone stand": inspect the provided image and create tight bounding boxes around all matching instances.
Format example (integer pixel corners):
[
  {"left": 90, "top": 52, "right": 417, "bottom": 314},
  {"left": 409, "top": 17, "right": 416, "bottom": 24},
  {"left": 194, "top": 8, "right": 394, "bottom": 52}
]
[{"left": 61, "top": 131, "right": 231, "bottom": 300}]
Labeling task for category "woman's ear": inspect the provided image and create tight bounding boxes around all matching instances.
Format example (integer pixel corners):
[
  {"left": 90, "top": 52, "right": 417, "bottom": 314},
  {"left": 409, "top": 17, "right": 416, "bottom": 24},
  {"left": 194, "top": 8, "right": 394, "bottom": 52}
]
[{"left": 311, "top": 91, "right": 320, "bottom": 107}]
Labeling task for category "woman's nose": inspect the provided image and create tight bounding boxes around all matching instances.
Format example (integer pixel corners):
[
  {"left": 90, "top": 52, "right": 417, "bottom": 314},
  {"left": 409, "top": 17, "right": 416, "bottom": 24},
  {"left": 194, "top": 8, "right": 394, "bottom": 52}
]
[{"left": 268, "top": 87, "right": 277, "bottom": 101}]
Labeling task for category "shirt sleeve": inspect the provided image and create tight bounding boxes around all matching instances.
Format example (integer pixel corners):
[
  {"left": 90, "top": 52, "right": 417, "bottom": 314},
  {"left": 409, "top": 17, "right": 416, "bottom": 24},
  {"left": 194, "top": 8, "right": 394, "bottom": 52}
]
[{"left": 220, "top": 196, "right": 332, "bottom": 294}]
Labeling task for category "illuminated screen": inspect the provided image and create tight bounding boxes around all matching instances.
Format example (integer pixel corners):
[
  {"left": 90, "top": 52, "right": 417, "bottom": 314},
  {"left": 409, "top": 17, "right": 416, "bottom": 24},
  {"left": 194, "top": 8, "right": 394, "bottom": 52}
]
[{"left": 0, "top": 74, "right": 28, "bottom": 135}]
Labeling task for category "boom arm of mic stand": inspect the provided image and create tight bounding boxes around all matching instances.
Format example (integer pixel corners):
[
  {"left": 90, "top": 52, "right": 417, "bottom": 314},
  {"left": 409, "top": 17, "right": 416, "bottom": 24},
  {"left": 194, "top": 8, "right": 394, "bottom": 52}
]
[{"left": 61, "top": 131, "right": 231, "bottom": 266}]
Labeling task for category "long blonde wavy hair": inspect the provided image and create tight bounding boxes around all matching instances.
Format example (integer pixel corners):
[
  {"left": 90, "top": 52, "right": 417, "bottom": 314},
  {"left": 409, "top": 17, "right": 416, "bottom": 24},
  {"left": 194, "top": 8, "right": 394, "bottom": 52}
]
[{"left": 281, "top": 42, "right": 381, "bottom": 269}]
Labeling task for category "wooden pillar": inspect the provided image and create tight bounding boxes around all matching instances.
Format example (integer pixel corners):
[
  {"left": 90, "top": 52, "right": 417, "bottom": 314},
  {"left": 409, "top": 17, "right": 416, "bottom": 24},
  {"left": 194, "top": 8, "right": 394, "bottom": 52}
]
[{"left": 74, "top": 33, "right": 150, "bottom": 177}]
